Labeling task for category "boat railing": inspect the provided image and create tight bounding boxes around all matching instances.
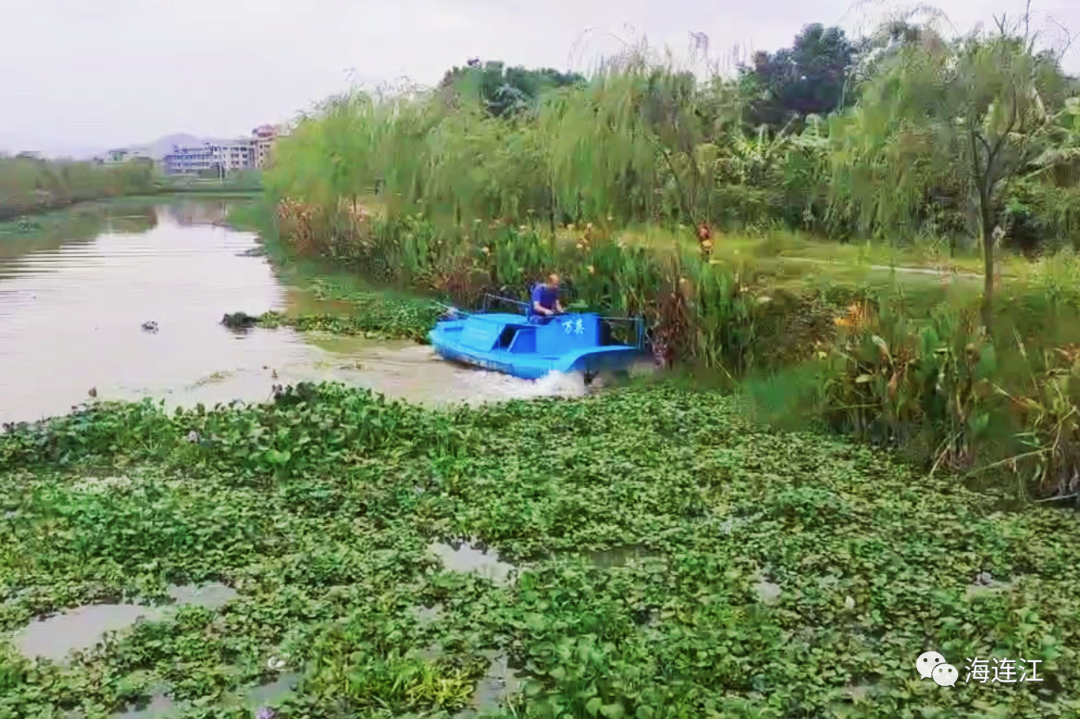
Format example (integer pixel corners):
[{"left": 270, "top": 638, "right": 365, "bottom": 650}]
[
  {"left": 481, "top": 294, "right": 530, "bottom": 313},
  {"left": 439, "top": 297, "right": 646, "bottom": 350}
]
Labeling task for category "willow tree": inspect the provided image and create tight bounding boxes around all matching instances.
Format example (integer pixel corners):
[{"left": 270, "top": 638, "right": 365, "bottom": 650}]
[
  {"left": 847, "top": 18, "right": 1060, "bottom": 329},
  {"left": 538, "top": 44, "right": 732, "bottom": 227}
]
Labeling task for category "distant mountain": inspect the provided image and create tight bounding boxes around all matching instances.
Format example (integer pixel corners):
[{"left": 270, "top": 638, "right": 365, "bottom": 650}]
[
  {"left": 1, "top": 132, "right": 230, "bottom": 162},
  {"left": 128, "top": 133, "right": 204, "bottom": 160}
]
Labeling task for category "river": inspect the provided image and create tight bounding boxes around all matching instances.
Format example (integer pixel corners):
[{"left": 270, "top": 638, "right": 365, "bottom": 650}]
[{"left": 0, "top": 197, "right": 592, "bottom": 425}]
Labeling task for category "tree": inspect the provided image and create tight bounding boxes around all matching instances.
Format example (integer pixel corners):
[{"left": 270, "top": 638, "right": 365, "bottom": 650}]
[
  {"left": 437, "top": 60, "right": 584, "bottom": 118},
  {"left": 739, "top": 24, "right": 856, "bottom": 131},
  {"left": 850, "top": 15, "right": 1066, "bottom": 329}
]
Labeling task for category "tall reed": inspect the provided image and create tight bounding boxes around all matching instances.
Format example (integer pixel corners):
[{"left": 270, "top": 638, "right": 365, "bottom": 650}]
[{"left": 0, "top": 156, "right": 159, "bottom": 221}]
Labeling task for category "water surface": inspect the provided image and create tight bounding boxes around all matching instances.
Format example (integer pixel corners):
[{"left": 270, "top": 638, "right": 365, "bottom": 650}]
[
  {"left": 430, "top": 540, "right": 517, "bottom": 586},
  {"left": 13, "top": 583, "right": 239, "bottom": 662},
  {"left": 0, "top": 198, "right": 593, "bottom": 424}
]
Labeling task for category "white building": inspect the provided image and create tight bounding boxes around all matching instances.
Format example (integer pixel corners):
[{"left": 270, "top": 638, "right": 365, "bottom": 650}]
[
  {"left": 251, "top": 124, "right": 286, "bottom": 168},
  {"left": 163, "top": 139, "right": 254, "bottom": 176},
  {"left": 101, "top": 148, "right": 153, "bottom": 165},
  {"left": 160, "top": 124, "right": 289, "bottom": 176}
]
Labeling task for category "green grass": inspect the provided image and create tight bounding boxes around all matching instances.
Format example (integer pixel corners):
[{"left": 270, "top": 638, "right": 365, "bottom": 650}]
[{"left": 0, "top": 383, "right": 1077, "bottom": 717}]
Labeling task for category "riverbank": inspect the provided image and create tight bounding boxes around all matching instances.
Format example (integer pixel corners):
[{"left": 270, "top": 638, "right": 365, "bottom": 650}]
[
  {"left": 253, "top": 196, "right": 1080, "bottom": 500},
  {"left": 224, "top": 201, "right": 445, "bottom": 341},
  {"left": 0, "top": 156, "right": 160, "bottom": 223},
  {"left": 0, "top": 193, "right": 262, "bottom": 246},
  {"left": 3, "top": 383, "right": 1078, "bottom": 718}
]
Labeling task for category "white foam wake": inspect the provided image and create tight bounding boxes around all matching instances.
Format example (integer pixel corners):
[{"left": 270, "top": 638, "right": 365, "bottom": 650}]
[{"left": 480, "top": 370, "right": 590, "bottom": 401}]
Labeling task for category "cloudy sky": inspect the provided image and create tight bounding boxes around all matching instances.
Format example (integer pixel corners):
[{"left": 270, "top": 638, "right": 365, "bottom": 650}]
[{"left": 2, "top": 0, "right": 1077, "bottom": 157}]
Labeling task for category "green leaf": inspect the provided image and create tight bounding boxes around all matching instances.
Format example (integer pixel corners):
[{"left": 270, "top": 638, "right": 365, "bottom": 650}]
[
  {"left": 586, "top": 697, "right": 603, "bottom": 716},
  {"left": 601, "top": 702, "right": 625, "bottom": 719}
]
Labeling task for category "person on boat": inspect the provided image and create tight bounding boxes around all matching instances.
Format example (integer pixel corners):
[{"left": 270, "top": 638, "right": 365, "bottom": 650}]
[{"left": 529, "top": 273, "right": 564, "bottom": 323}]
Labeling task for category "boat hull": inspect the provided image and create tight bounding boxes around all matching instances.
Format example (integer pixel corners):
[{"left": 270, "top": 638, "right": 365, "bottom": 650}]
[{"left": 428, "top": 313, "right": 642, "bottom": 381}]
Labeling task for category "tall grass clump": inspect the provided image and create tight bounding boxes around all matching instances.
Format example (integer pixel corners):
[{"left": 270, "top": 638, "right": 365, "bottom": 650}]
[
  {"left": 744, "top": 268, "right": 1080, "bottom": 498},
  {"left": 0, "top": 156, "right": 160, "bottom": 221}
]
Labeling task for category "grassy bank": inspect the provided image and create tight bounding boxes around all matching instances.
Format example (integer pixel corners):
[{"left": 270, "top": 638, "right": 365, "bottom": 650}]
[
  {"left": 0, "top": 194, "right": 264, "bottom": 251},
  {"left": 0, "top": 156, "right": 160, "bottom": 222},
  {"left": 2, "top": 383, "right": 1078, "bottom": 717},
  {"left": 0, "top": 197, "right": 166, "bottom": 255},
  {"left": 255, "top": 193, "right": 1080, "bottom": 499},
  {"left": 225, "top": 200, "right": 444, "bottom": 341},
  {"left": 161, "top": 173, "right": 264, "bottom": 194}
]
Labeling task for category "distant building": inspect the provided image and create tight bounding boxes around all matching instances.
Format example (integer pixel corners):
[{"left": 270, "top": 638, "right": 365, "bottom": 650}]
[
  {"left": 102, "top": 148, "right": 153, "bottom": 165},
  {"left": 160, "top": 123, "right": 288, "bottom": 176},
  {"left": 163, "top": 139, "right": 254, "bottom": 176},
  {"left": 251, "top": 124, "right": 286, "bottom": 168},
  {"left": 15, "top": 151, "right": 43, "bottom": 160}
]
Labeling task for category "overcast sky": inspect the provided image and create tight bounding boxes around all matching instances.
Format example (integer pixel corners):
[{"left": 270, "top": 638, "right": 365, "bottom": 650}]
[{"left": 2, "top": 0, "right": 1077, "bottom": 157}]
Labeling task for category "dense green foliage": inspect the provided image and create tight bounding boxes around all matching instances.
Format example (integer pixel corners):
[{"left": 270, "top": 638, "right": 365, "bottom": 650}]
[
  {"left": 438, "top": 59, "right": 584, "bottom": 118},
  {"left": 738, "top": 24, "right": 857, "bottom": 132},
  {"left": 2, "top": 383, "right": 1079, "bottom": 717},
  {"left": 233, "top": 303, "right": 441, "bottom": 343},
  {"left": 267, "top": 21, "right": 1079, "bottom": 249},
  {"left": 257, "top": 15, "right": 1080, "bottom": 499},
  {"left": 0, "top": 156, "right": 160, "bottom": 221}
]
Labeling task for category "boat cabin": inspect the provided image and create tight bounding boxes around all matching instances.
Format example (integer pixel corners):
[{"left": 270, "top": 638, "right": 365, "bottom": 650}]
[{"left": 445, "top": 313, "right": 615, "bottom": 357}]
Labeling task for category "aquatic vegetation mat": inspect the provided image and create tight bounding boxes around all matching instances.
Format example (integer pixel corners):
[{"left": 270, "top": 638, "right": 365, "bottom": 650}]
[
  {"left": 1, "top": 384, "right": 1079, "bottom": 717},
  {"left": 222, "top": 300, "right": 441, "bottom": 343}
]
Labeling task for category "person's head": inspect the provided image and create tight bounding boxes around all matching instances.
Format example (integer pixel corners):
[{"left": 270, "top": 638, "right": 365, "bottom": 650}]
[{"left": 546, "top": 273, "right": 560, "bottom": 288}]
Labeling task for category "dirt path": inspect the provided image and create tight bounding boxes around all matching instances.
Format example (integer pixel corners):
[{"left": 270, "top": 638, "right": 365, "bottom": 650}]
[{"left": 779, "top": 256, "right": 993, "bottom": 280}]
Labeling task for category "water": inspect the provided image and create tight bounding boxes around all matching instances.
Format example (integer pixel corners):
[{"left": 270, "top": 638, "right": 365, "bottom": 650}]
[
  {"left": 470, "top": 651, "right": 520, "bottom": 713},
  {"left": 0, "top": 198, "right": 596, "bottom": 424},
  {"left": 430, "top": 540, "right": 517, "bottom": 587},
  {"left": 752, "top": 569, "right": 782, "bottom": 605},
  {"left": 116, "top": 687, "right": 176, "bottom": 719},
  {"left": 411, "top": 603, "right": 444, "bottom": 625},
  {"left": 113, "top": 672, "right": 301, "bottom": 718},
  {"left": 13, "top": 583, "right": 239, "bottom": 662},
  {"left": 242, "top": 672, "right": 301, "bottom": 708}
]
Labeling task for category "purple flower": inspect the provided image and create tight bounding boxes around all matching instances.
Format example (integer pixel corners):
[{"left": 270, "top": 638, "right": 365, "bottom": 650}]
[{"left": 255, "top": 708, "right": 275, "bottom": 719}]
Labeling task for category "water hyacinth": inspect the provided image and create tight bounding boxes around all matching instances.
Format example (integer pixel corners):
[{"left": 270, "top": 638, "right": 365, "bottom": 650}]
[{"left": 6, "top": 384, "right": 1080, "bottom": 715}]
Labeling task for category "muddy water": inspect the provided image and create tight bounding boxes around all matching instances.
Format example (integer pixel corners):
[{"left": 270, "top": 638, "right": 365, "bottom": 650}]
[
  {"left": 13, "top": 583, "right": 239, "bottom": 662},
  {"left": 0, "top": 198, "right": 595, "bottom": 425}
]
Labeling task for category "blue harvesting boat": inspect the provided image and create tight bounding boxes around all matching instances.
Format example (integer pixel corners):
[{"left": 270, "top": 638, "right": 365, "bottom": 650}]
[{"left": 428, "top": 295, "right": 646, "bottom": 381}]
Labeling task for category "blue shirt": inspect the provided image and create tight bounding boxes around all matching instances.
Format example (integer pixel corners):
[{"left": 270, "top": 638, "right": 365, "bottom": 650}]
[{"left": 531, "top": 284, "right": 558, "bottom": 314}]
